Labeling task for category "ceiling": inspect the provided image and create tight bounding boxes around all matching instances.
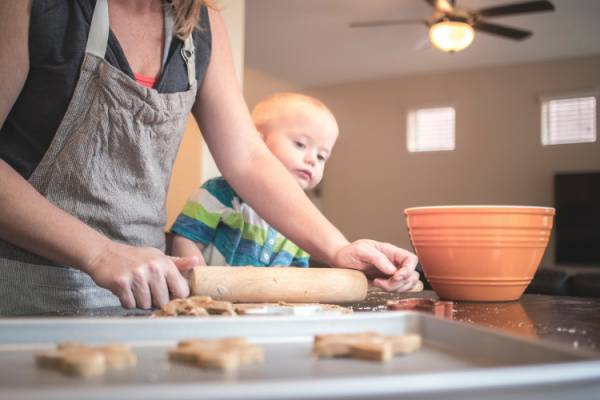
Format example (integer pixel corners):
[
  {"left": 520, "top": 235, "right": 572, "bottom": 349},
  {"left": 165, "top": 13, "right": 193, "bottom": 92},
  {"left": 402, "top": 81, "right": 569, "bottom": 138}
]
[{"left": 244, "top": 0, "right": 600, "bottom": 87}]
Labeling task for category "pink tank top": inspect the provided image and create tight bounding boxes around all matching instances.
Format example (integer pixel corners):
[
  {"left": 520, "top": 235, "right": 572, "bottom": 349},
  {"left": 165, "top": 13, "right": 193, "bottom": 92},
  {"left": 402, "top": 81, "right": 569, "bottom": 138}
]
[{"left": 134, "top": 72, "right": 157, "bottom": 88}]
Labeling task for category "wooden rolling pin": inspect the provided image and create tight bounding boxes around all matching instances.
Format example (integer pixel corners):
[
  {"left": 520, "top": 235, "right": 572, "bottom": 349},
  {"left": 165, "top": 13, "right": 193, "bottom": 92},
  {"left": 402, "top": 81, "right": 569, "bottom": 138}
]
[{"left": 189, "top": 266, "right": 368, "bottom": 303}]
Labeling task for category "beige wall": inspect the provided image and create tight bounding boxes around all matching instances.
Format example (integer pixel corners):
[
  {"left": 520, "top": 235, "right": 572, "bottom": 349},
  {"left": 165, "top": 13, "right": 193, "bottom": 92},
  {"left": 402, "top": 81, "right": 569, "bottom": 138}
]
[
  {"left": 244, "top": 67, "right": 301, "bottom": 109},
  {"left": 304, "top": 54, "right": 600, "bottom": 267}
]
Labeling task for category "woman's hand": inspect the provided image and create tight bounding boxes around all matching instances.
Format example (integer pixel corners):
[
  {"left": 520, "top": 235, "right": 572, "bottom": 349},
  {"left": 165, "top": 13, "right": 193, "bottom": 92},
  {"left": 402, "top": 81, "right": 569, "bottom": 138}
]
[
  {"left": 333, "top": 239, "right": 420, "bottom": 292},
  {"left": 86, "top": 241, "right": 199, "bottom": 309}
]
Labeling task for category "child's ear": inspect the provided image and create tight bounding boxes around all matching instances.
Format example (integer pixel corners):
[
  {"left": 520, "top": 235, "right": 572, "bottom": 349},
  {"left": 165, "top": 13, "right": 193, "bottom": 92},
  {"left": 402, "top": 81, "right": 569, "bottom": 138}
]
[{"left": 255, "top": 127, "right": 265, "bottom": 139}]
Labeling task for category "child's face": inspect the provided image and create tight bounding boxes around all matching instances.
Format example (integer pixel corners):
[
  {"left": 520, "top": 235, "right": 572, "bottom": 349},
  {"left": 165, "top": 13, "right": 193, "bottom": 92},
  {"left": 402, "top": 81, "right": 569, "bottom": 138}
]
[{"left": 262, "top": 105, "right": 338, "bottom": 191}]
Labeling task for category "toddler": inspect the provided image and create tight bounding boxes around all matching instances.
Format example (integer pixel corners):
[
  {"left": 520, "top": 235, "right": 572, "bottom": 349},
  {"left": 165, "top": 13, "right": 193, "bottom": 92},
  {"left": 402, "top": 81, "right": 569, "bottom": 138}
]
[{"left": 170, "top": 92, "right": 338, "bottom": 266}]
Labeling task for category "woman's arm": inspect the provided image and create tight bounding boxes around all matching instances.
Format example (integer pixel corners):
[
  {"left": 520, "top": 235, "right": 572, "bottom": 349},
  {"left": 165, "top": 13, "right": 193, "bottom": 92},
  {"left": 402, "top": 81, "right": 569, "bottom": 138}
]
[
  {"left": 192, "top": 9, "right": 419, "bottom": 291},
  {"left": 0, "top": 2, "right": 195, "bottom": 309},
  {"left": 0, "top": 159, "right": 197, "bottom": 308},
  {"left": 192, "top": 8, "right": 347, "bottom": 265}
]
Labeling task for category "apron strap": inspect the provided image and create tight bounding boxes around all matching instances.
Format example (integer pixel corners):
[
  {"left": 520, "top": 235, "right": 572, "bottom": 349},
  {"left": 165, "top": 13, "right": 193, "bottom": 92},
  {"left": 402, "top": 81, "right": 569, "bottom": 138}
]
[
  {"left": 165, "top": 3, "right": 196, "bottom": 89},
  {"left": 85, "top": 0, "right": 109, "bottom": 58},
  {"left": 181, "top": 35, "right": 196, "bottom": 89},
  {"left": 86, "top": 0, "right": 196, "bottom": 88}
]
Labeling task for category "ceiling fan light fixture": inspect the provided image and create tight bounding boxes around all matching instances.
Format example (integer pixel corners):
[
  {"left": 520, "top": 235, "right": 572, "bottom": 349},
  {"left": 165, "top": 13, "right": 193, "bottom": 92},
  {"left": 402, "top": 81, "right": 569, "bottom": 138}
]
[{"left": 429, "top": 21, "right": 475, "bottom": 52}]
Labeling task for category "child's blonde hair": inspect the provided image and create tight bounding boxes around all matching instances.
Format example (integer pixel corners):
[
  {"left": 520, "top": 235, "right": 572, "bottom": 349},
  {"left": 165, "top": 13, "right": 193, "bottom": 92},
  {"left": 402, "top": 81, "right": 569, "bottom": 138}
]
[
  {"left": 171, "top": 0, "right": 216, "bottom": 40},
  {"left": 251, "top": 92, "right": 336, "bottom": 132}
]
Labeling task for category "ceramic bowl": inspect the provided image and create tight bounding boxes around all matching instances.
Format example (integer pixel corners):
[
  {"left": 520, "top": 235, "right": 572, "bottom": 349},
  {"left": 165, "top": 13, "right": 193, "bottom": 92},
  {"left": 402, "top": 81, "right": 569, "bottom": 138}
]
[{"left": 405, "top": 206, "right": 555, "bottom": 301}]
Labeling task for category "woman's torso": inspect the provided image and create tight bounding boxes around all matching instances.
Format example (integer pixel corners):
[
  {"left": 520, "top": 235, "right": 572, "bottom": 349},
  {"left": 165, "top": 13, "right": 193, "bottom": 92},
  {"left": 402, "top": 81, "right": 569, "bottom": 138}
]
[
  {"left": 0, "top": 0, "right": 211, "bottom": 179},
  {"left": 0, "top": 0, "right": 211, "bottom": 315}
]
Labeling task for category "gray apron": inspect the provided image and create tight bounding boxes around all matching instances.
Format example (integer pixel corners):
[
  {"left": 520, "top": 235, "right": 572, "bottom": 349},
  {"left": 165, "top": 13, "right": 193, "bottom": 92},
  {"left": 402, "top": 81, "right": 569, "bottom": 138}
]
[{"left": 0, "top": 0, "right": 198, "bottom": 315}]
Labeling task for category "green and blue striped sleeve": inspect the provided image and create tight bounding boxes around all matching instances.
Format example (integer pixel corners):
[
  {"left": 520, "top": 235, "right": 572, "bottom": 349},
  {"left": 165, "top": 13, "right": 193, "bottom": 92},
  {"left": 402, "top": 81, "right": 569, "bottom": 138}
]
[{"left": 170, "top": 177, "right": 235, "bottom": 245}]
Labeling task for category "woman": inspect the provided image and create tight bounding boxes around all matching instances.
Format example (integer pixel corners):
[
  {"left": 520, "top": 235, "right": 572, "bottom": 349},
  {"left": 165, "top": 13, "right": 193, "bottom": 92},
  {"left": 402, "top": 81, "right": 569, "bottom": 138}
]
[{"left": 0, "top": 0, "right": 419, "bottom": 315}]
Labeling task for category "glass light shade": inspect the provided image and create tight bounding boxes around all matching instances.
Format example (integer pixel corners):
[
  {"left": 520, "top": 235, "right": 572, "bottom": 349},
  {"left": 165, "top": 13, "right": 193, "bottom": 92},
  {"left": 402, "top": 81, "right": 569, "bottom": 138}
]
[{"left": 429, "top": 21, "right": 475, "bottom": 52}]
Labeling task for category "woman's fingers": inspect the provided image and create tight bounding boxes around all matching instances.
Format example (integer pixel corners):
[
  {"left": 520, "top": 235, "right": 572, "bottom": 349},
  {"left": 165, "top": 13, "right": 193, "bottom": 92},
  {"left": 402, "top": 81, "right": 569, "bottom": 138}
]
[
  {"left": 392, "top": 264, "right": 418, "bottom": 281},
  {"left": 120, "top": 289, "right": 136, "bottom": 309},
  {"left": 130, "top": 267, "right": 152, "bottom": 309},
  {"left": 375, "top": 242, "right": 419, "bottom": 276},
  {"left": 164, "top": 261, "right": 191, "bottom": 299},
  {"left": 373, "top": 270, "right": 420, "bottom": 293},
  {"left": 335, "top": 240, "right": 395, "bottom": 275},
  {"left": 358, "top": 245, "right": 396, "bottom": 275},
  {"left": 112, "top": 275, "right": 136, "bottom": 309},
  {"left": 147, "top": 263, "right": 171, "bottom": 308}
]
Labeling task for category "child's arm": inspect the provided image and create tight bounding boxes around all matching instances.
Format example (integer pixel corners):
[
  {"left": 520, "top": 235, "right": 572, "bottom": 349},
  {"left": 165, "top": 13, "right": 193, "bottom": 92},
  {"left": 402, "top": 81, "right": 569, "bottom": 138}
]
[{"left": 171, "top": 234, "right": 207, "bottom": 265}]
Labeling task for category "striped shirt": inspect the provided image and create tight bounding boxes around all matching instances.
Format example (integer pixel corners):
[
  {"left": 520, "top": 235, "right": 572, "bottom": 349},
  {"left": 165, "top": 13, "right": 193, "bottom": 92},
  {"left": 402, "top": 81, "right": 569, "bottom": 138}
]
[{"left": 171, "top": 177, "right": 310, "bottom": 267}]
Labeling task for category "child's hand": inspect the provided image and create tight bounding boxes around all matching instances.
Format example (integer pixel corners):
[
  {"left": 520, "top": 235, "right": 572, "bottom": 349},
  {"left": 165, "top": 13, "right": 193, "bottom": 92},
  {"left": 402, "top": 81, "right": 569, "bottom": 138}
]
[
  {"left": 170, "top": 255, "right": 205, "bottom": 281},
  {"left": 333, "top": 239, "right": 420, "bottom": 292}
]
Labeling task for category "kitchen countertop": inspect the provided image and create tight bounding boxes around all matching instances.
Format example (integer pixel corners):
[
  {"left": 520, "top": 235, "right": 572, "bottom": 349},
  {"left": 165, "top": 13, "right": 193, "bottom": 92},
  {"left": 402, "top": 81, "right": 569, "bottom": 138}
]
[
  {"left": 347, "top": 288, "right": 600, "bottom": 353},
  {"left": 11, "top": 288, "right": 600, "bottom": 354}
]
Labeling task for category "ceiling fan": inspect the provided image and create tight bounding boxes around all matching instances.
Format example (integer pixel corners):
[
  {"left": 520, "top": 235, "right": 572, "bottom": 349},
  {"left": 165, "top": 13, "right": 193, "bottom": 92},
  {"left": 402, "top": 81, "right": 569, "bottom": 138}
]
[{"left": 349, "top": 0, "right": 556, "bottom": 52}]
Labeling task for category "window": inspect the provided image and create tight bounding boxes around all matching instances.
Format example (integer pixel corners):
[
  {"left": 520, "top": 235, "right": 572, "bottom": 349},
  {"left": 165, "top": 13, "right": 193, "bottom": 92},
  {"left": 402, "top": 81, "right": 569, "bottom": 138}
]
[
  {"left": 541, "top": 94, "right": 596, "bottom": 145},
  {"left": 407, "top": 107, "right": 455, "bottom": 152}
]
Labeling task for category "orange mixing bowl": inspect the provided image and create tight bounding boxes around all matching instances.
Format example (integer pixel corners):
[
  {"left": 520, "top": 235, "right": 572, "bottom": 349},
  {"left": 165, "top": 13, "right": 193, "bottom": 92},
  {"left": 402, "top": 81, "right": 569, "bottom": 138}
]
[{"left": 405, "top": 206, "right": 555, "bottom": 301}]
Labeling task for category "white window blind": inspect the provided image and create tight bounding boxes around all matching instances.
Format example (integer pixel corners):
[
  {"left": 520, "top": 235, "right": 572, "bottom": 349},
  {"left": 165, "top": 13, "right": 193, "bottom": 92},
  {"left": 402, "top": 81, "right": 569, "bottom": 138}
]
[
  {"left": 407, "top": 107, "right": 455, "bottom": 152},
  {"left": 541, "top": 95, "right": 596, "bottom": 145}
]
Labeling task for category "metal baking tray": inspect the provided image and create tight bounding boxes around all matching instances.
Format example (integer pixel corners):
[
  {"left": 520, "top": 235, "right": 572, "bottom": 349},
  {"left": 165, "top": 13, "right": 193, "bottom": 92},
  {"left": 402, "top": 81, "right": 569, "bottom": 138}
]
[{"left": 0, "top": 312, "right": 599, "bottom": 400}]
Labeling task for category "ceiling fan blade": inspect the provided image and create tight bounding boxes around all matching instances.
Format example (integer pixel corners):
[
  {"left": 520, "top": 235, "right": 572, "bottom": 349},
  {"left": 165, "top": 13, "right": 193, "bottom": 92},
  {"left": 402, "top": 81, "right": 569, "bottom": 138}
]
[
  {"left": 349, "top": 19, "right": 427, "bottom": 28},
  {"left": 473, "top": 21, "right": 532, "bottom": 40},
  {"left": 478, "top": 0, "right": 555, "bottom": 18},
  {"left": 413, "top": 35, "right": 432, "bottom": 51},
  {"left": 424, "top": 0, "right": 454, "bottom": 14}
]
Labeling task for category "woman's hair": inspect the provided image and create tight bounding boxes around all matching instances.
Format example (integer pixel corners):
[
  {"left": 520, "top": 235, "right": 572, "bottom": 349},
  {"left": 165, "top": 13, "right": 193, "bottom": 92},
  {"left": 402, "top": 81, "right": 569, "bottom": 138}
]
[{"left": 171, "top": 0, "right": 215, "bottom": 40}]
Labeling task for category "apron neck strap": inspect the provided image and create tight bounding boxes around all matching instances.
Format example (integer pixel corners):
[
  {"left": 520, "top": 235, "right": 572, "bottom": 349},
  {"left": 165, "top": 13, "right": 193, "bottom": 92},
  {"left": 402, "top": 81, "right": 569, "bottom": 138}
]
[
  {"left": 85, "top": 0, "right": 196, "bottom": 88},
  {"left": 181, "top": 35, "right": 196, "bottom": 89},
  {"left": 86, "top": 0, "right": 109, "bottom": 58}
]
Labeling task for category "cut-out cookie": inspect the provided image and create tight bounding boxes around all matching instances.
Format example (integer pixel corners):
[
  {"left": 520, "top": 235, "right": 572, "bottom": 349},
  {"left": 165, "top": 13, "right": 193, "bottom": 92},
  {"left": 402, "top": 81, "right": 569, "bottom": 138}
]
[
  {"left": 169, "top": 337, "right": 264, "bottom": 372},
  {"left": 313, "top": 332, "right": 421, "bottom": 363},
  {"left": 35, "top": 343, "right": 136, "bottom": 378}
]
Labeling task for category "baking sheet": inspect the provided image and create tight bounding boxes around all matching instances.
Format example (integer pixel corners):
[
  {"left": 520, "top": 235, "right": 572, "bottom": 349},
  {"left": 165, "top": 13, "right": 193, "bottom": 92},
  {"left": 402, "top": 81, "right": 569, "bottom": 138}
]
[{"left": 0, "top": 312, "right": 599, "bottom": 400}]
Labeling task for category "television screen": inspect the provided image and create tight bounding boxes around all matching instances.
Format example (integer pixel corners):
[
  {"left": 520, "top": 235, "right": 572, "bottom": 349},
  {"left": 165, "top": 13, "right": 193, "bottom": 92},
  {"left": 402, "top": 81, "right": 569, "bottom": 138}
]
[{"left": 554, "top": 172, "right": 600, "bottom": 265}]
